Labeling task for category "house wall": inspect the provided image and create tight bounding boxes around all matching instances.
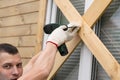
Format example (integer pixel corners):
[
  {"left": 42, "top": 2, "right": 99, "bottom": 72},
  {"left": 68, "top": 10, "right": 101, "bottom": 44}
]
[{"left": 0, "top": 0, "right": 41, "bottom": 66}]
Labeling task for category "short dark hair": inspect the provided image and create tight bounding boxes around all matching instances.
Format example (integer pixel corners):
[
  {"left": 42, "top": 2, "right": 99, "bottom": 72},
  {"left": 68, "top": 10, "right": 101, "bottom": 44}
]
[{"left": 0, "top": 43, "right": 19, "bottom": 55}]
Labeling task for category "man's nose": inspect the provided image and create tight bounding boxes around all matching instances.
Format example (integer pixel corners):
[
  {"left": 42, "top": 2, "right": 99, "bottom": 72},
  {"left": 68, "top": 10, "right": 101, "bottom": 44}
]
[{"left": 12, "top": 66, "right": 19, "bottom": 75}]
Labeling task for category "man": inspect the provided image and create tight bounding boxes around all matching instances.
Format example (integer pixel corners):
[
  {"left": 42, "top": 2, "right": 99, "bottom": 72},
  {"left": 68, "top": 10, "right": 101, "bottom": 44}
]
[
  {"left": 0, "top": 43, "right": 23, "bottom": 80},
  {"left": 0, "top": 23, "right": 80, "bottom": 80}
]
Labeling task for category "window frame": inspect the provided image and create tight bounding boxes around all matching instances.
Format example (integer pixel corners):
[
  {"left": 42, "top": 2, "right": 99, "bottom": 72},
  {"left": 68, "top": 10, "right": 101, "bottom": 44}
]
[{"left": 78, "top": 0, "right": 94, "bottom": 80}]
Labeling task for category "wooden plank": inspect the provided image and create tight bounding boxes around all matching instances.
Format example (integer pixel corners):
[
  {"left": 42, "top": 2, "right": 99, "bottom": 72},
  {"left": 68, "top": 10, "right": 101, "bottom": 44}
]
[
  {"left": 0, "top": 1, "right": 39, "bottom": 17},
  {"left": 0, "top": 25, "right": 31, "bottom": 37},
  {"left": 0, "top": 37, "right": 19, "bottom": 46},
  {"left": 19, "top": 36, "right": 36, "bottom": 46},
  {"left": 80, "top": 23, "right": 120, "bottom": 80},
  {"left": 47, "top": 0, "right": 113, "bottom": 79},
  {"left": 83, "top": 0, "right": 112, "bottom": 27},
  {"left": 23, "top": 12, "right": 38, "bottom": 24},
  {"left": 1, "top": 15, "right": 24, "bottom": 26},
  {"left": 0, "top": 13, "right": 38, "bottom": 27},
  {"left": 0, "top": 0, "right": 39, "bottom": 8},
  {"left": 35, "top": 0, "right": 47, "bottom": 53},
  {"left": 18, "top": 47, "right": 35, "bottom": 57}
]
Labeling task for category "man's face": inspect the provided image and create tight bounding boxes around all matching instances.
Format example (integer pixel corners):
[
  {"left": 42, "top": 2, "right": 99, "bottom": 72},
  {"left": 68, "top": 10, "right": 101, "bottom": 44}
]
[{"left": 0, "top": 52, "right": 23, "bottom": 80}]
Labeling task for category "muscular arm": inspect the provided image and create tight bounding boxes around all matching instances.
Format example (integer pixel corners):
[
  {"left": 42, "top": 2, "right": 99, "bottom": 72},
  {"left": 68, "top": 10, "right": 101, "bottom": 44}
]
[
  {"left": 18, "top": 42, "right": 57, "bottom": 80},
  {"left": 18, "top": 23, "right": 80, "bottom": 80}
]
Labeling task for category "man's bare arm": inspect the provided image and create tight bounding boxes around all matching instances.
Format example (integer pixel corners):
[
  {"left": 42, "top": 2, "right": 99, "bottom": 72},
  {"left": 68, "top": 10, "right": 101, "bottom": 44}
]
[
  {"left": 18, "top": 23, "right": 80, "bottom": 80},
  {"left": 18, "top": 42, "right": 57, "bottom": 80}
]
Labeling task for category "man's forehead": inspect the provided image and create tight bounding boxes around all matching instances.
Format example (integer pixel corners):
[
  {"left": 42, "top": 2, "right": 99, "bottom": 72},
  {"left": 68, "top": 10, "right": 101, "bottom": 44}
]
[{"left": 0, "top": 52, "right": 22, "bottom": 64}]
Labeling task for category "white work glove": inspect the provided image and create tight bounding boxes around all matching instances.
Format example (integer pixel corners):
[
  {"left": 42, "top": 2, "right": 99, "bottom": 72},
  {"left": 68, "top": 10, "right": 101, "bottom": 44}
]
[{"left": 47, "top": 23, "right": 80, "bottom": 47}]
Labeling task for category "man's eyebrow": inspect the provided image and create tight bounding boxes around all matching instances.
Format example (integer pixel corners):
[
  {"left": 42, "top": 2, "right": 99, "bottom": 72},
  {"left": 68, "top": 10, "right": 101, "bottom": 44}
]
[
  {"left": 2, "top": 63, "right": 12, "bottom": 66},
  {"left": 17, "top": 62, "right": 23, "bottom": 65},
  {"left": 3, "top": 63, "right": 11, "bottom": 64},
  {"left": 18, "top": 62, "right": 22, "bottom": 64}
]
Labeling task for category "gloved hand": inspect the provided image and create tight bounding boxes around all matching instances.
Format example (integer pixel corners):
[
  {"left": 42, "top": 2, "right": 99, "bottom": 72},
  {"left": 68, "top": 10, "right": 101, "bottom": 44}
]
[{"left": 47, "top": 23, "right": 80, "bottom": 47}]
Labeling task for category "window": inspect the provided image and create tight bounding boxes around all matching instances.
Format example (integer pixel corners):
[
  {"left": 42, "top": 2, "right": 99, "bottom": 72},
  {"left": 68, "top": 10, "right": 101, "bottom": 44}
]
[{"left": 47, "top": 0, "right": 120, "bottom": 80}]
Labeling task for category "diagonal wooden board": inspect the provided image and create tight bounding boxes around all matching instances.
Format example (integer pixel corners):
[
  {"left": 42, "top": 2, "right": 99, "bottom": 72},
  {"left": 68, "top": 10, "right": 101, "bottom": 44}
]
[
  {"left": 47, "top": 0, "right": 120, "bottom": 80},
  {"left": 80, "top": 22, "right": 120, "bottom": 80}
]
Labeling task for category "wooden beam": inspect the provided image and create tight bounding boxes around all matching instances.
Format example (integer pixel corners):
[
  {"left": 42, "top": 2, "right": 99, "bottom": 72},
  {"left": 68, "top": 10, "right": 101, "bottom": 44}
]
[
  {"left": 47, "top": 0, "right": 116, "bottom": 79},
  {"left": 80, "top": 23, "right": 120, "bottom": 80},
  {"left": 35, "top": 0, "right": 47, "bottom": 53},
  {"left": 83, "top": 0, "right": 112, "bottom": 27}
]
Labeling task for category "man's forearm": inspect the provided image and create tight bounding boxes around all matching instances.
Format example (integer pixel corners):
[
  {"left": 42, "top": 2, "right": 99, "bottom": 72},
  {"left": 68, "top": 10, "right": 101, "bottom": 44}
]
[{"left": 18, "top": 42, "right": 57, "bottom": 80}]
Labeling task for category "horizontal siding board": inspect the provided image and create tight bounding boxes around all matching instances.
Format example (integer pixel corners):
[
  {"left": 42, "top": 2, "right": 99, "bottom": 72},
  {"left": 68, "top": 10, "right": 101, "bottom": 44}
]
[
  {"left": 18, "top": 47, "right": 35, "bottom": 57},
  {"left": 0, "top": 25, "right": 31, "bottom": 37},
  {"left": 0, "top": 0, "right": 39, "bottom": 8},
  {"left": 22, "top": 12, "right": 38, "bottom": 24},
  {"left": 19, "top": 36, "right": 36, "bottom": 46},
  {"left": 0, "top": 1, "right": 39, "bottom": 17},
  {"left": 31, "top": 24, "right": 37, "bottom": 34},
  {"left": 0, "top": 12, "right": 38, "bottom": 27},
  {"left": 0, "top": 6, "right": 20, "bottom": 17},
  {"left": 0, "top": 15, "right": 24, "bottom": 26},
  {"left": 0, "top": 37, "right": 19, "bottom": 46}
]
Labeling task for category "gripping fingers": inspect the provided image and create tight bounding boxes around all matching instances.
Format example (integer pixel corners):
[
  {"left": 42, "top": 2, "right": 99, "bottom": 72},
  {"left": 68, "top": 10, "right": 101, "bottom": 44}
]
[
  {"left": 71, "top": 27, "right": 80, "bottom": 35},
  {"left": 59, "top": 25, "right": 67, "bottom": 30}
]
